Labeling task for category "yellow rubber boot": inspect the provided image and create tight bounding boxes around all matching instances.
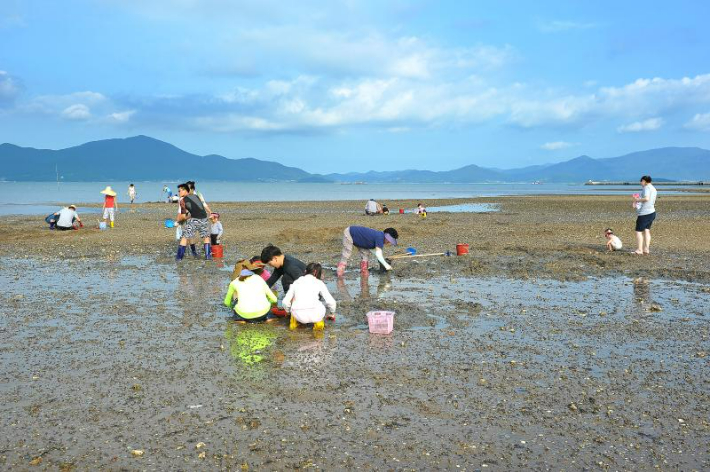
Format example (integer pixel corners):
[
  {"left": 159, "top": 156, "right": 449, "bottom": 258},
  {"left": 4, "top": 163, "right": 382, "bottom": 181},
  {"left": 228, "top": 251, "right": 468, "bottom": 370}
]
[
  {"left": 110, "top": 221, "right": 114, "bottom": 228},
  {"left": 289, "top": 315, "right": 298, "bottom": 330},
  {"left": 313, "top": 321, "right": 325, "bottom": 331}
]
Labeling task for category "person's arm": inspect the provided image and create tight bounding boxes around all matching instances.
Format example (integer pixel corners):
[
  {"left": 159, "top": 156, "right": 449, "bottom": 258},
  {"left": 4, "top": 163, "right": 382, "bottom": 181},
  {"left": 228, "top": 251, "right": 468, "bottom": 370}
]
[
  {"left": 373, "top": 247, "right": 392, "bottom": 270},
  {"left": 320, "top": 282, "right": 337, "bottom": 313},
  {"left": 216, "top": 222, "right": 223, "bottom": 239},
  {"left": 282, "top": 285, "right": 295, "bottom": 312},
  {"left": 223, "top": 283, "right": 236, "bottom": 307},
  {"left": 265, "top": 267, "right": 282, "bottom": 288},
  {"left": 265, "top": 283, "right": 278, "bottom": 304}
]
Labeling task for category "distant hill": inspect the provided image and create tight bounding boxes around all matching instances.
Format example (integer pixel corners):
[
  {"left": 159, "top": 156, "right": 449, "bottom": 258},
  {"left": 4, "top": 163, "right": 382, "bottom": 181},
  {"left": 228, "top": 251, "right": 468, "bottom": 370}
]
[
  {"left": 328, "top": 147, "right": 710, "bottom": 183},
  {"left": 0, "top": 135, "right": 314, "bottom": 182},
  {"left": 1, "top": 135, "right": 709, "bottom": 182}
]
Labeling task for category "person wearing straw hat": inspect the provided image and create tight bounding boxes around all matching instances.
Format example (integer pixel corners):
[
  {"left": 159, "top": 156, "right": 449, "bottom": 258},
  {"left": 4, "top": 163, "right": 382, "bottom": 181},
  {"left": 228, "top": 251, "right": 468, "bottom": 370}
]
[
  {"left": 100, "top": 186, "right": 118, "bottom": 228},
  {"left": 223, "top": 259, "right": 278, "bottom": 322}
]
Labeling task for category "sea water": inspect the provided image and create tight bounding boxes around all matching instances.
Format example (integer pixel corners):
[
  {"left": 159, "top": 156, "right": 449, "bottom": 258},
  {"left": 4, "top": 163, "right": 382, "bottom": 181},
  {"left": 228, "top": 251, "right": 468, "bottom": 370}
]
[{"left": 0, "top": 181, "right": 700, "bottom": 215}]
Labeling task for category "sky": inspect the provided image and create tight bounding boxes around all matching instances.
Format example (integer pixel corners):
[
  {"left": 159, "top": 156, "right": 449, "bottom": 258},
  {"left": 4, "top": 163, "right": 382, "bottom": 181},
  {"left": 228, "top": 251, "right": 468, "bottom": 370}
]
[{"left": 1, "top": 0, "right": 710, "bottom": 173}]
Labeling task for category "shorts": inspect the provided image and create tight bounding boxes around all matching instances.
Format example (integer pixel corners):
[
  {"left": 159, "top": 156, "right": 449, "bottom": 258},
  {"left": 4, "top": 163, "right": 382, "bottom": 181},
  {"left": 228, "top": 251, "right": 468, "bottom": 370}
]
[
  {"left": 635, "top": 212, "right": 656, "bottom": 232},
  {"left": 210, "top": 234, "right": 220, "bottom": 245},
  {"left": 184, "top": 218, "right": 210, "bottom": 239},
  {"left": 103, "top": 207, "right": 115, "bottom": 221}
]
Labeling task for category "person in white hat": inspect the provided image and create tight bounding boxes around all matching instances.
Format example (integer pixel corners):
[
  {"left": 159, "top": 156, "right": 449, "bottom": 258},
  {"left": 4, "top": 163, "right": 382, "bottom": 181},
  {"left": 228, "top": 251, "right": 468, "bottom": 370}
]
[{"left": 100, "top": 186, "right": 118, "bottom": 228}]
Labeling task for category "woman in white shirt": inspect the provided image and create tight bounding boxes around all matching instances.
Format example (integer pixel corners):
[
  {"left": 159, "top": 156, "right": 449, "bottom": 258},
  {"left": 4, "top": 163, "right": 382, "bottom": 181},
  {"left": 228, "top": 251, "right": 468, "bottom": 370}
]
[{"left": 283, "top": 263, "right": 337, "bottom": 330}]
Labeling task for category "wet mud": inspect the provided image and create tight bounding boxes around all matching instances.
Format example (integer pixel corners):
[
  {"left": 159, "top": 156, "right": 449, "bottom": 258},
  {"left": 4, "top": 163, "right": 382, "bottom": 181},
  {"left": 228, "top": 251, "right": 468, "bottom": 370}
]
[{"left": 1, "top": 195, "right": 709, "bottom": 470}]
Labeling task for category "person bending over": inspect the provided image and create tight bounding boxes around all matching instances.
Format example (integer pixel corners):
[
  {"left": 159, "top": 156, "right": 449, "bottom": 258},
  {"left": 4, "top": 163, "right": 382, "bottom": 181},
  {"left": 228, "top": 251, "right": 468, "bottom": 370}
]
[
  {"left": 260, "top": 245, "right": 306, "bottom": 294},
  {"left": 336, "top": 226, "right": 398, "bottom": 277}
]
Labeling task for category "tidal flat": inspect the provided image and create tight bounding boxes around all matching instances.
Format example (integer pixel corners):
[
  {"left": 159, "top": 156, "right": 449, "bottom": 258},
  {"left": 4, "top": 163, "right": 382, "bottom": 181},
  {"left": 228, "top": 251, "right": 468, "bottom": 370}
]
[{"left": 0, "top": 195, "right": 708, "bottom": 470}]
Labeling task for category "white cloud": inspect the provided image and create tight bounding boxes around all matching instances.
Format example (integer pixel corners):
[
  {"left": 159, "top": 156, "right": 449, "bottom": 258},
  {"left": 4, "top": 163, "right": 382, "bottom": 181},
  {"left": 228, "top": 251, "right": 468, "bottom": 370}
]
[
  {"left": 537, "top": 20, "right": 597, "bottom": 33},
  {"left": 106, "top": 110, "right": 136, "bottom": 123},
  {"left": 617, "top": 117, "right": 663, "bottom": 133},
  {"left": 61, "top": 104, "right": 91, "bottom": 120},
  {"left": 0, "top": 70, "right": 21, "bottom": 105},
  {"left": 541, "top": 141, "right": 577, "bottom": 150},
  {"left": 684, "top": 112, "right": 710, "bottom": 131}
]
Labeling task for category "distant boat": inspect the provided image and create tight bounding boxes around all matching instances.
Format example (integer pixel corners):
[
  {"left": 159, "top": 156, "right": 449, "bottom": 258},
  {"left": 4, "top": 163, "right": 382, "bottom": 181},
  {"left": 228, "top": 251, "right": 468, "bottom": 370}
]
[{"left": 532, "top": 181, "right": 543, "bottom": 185}]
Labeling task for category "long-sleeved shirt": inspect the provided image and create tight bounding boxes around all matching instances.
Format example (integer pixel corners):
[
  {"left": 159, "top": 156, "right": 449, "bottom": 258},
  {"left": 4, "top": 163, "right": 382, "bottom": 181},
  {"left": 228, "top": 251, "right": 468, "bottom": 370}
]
[
  {"left": 223, "top": 275, "right": 277, "bottom": 319},
  {"left": 282, "top": 274, "right": 337, "bottom": 324},
  {"left": 265, "top": 255, "right": 306, "bottom": 293}
]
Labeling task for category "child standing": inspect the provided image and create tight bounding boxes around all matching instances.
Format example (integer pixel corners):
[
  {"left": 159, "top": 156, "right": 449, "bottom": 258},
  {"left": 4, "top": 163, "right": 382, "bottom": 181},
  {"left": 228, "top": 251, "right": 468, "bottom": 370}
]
[
  {"left": 283, "top": 263, "right": 336, "bottom": 330},
  {"left": 223, "top": 260, "right": 278, "bottom": 322},
  {"left": 100, "top": 186, "right": 118, "bottom": 228},
  {"left": 127, "top": 184, "right": 137, "bottom": 204},
  {"left": 604, "top": 228, "right": 623, "bottom": 251},
  {"left": 209, "top": 213, "right": 223, "bottom": 246}
]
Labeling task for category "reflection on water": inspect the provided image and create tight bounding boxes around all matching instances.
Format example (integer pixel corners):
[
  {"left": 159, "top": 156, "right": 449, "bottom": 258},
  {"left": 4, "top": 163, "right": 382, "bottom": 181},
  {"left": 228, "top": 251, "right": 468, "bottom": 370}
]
[
  {"left": 225, "top": 323, "right": 277, "bottom": 365},
  {"left": 336, "top": 272, "right": 394, "bottom": 301},
  {"left": 633, "top": 277, "right": 652, "bottom": 315}
]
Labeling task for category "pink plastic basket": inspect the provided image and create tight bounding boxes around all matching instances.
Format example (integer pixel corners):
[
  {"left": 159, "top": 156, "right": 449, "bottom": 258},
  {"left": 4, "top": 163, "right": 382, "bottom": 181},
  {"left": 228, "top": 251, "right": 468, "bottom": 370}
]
[{"left": 366, "top": 311, "right": 394, "bottom": 334}]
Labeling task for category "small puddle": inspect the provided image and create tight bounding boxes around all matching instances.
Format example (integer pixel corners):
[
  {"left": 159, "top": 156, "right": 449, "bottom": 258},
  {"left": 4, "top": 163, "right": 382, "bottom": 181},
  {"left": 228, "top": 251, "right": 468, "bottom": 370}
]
[{"left": 425, "top": 203, "right": 499, "bottom": 213}]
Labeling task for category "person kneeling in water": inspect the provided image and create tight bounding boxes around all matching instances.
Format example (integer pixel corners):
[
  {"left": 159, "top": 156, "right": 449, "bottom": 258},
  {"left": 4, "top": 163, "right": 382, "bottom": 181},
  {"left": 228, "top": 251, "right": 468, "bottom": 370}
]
[
  {"left": 283, "top": 263, "right": 337, "bottom": 331},
  {"left": 223, "top": 259, "right": 278, "bottom": 322}
]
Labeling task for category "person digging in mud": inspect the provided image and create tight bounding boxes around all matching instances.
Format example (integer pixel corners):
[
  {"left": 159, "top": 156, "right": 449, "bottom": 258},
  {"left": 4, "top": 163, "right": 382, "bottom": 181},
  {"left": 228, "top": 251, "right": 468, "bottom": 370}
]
[
  {"left": 604, "top": 228, "right": 622, "bottom": 251},
  {"left": 49, "top": 204, "right": 82, "bottom": 230},
  {"left": 223, "top": 259, "right": 278, "bottom": 323},
  {"left": 260, "top": 245, "right": 306, "bottom": 294},
  {"left": 336, "top": 226, "right": 398, "bottom": 277},
  {"left": 283, "top": 262, "right": 337, "bottom": 331}
]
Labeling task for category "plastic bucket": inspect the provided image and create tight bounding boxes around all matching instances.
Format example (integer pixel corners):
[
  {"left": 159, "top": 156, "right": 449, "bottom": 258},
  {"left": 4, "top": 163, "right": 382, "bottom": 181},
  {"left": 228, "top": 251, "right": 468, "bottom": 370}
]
[
  {"left": 164, "top": 218, "right": 175, "bottom": 228},
  {"left": 212, "top": 244, "right": 224, "bottom": 258},
  {"left": 399, "top": 208, "right": 404, "bottom": 214},
  {"left": 456, "top": 243, "right": 469, "bottom": 256},
  {"left": 99, "top": 222, "right": 107, "bottom": 230}
]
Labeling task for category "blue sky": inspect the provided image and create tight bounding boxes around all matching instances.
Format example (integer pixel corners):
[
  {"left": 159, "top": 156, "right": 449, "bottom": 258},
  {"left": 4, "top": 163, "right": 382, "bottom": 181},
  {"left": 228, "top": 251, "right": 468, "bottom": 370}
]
[{"left": 1, "top": 0, "right": 710, "bottom": 173}]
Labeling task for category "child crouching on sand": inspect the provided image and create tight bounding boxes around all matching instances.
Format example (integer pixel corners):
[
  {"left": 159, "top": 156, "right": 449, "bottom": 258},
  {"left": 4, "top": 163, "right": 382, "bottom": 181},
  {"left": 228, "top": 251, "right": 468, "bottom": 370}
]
[
  {"left": 283, "top": 263, "right": 336, "bottom": 331},
  {"left": 224, "top": 259, "right": 278, "bottom": 322},
  {"left": 605, "top": 228, "right": 623, "bottom": 251}
]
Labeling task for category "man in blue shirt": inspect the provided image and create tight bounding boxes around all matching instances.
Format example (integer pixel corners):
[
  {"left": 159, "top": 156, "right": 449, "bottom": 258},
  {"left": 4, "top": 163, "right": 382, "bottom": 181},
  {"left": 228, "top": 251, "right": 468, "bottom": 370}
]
[{"left": 336, "top": 226, "right": 398, "bottom": 277}]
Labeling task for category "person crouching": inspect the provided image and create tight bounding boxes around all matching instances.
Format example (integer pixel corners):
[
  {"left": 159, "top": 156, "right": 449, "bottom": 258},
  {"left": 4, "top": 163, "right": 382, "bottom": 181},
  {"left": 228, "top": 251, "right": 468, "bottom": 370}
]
[
  {"left": 223, "top": 259, "right": 278, "bottom": 323},
  {"left": 283, "top": 263, "right": 337, "bottom": 331}
]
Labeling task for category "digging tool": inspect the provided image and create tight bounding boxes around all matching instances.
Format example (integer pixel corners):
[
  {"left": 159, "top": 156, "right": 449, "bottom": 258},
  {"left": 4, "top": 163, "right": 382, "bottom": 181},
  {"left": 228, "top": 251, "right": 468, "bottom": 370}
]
[{"left": 388, "top": 251, "right": 452, "bottom": 260}]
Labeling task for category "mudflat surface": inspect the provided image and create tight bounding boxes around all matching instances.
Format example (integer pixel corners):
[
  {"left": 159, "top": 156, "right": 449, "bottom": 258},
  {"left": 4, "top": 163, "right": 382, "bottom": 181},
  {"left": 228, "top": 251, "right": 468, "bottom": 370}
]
[{"left": 1, "top": 195, "right": 708, "bottom": 470}]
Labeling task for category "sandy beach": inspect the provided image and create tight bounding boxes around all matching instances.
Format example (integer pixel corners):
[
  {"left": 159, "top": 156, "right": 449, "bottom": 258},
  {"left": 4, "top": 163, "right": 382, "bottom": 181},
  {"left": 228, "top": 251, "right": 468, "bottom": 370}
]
[{"left": 1, "top": 194, "right": 709, "bottom": 470}]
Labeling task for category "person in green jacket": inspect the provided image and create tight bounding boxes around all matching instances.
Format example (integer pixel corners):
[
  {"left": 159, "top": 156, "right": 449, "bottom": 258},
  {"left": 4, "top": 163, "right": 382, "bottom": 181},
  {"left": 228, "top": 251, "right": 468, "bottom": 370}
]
[{"left": 224, "top": 260, "right": 278, "bottom": 322}]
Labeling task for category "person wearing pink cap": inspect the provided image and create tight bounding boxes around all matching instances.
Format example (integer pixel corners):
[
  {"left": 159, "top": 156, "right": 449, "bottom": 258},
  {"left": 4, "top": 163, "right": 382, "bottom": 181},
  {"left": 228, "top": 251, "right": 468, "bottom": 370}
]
[{"left": 336, "top": 226, "right": 398, "bottom": 277}]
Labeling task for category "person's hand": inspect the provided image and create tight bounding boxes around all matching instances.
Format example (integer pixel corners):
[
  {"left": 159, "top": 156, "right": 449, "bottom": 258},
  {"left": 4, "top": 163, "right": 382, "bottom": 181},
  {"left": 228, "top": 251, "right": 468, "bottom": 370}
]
[
  {"left": 327, "top": 313, "right": 336, "bottom": 321},
  {"left": 79, "top": 221, "right": 84, "bottom": 228}
]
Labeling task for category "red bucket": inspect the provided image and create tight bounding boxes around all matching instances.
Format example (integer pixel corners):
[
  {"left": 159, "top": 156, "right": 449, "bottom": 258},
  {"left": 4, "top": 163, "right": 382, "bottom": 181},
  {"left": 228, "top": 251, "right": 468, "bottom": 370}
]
[
  {"left": 456, "top": 243, "right": 469, "bottom": 256},
  {"left": 399, "top": 208, "right": 404, "bottom": 214},
  {"left": 212, "top": 244, "right": 224, "bottom": 258}
]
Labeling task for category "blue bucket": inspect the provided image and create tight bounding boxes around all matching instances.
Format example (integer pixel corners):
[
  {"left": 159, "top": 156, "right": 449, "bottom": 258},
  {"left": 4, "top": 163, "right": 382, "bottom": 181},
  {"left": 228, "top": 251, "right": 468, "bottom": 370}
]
[
  {"left": 406, "top": 247, "right": 417, "bottom": 255},
  {"left": 164, "top": 219, "right": 175, "bottom": 228}
]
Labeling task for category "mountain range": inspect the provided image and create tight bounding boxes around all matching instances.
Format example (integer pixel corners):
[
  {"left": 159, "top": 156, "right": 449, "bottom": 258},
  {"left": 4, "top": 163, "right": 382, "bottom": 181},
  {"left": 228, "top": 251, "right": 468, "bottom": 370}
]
[{"left": 1, "top": 135, "right": 709, "bottom": 183}]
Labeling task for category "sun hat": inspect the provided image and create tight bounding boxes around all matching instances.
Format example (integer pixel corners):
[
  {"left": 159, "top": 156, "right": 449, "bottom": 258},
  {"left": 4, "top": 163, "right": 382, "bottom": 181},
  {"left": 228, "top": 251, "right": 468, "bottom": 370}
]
[
  {"left": 245, "top": 259, "right": 265, "bottom": 271},
  {"left": 210, "top": 212, "right": 220, "bottom": 218},
  {"left": 240, "top": 269, "right": 255, "bottom": 277},
  {"left": 100, "top": 186, "right": 117, "bottom": 196},
  {"left": 68, "top": 204, "right": 76, "bottom": 210},
  {"left": 384, "top": 233, "right": 397, "bottom": 245}
]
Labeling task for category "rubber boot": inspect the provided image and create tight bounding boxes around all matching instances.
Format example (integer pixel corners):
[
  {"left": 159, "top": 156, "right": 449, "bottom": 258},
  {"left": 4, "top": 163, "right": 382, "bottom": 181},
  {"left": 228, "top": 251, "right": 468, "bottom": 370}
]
[
  {"left": 190, "top": 244, "right": 198, "bottom": 257},
  {"left": 289, "top": 315, "right": 298, "bottom": 330},
  {"left": 360, "top": 260, "right": 369, "bottom": 274},
  {"left": 176, "top": 245, "right": 186, "bottom": 261},
  {"left": 313, "top": 321, "right": 325, "bottom": 331},
  {"left": 110, "top": 221, "right": 114, "bottom": 228},
  {"left": 336, "top": 262, "right": 346, "bottom": 277},
  {"left": 204, "top": 243, "right": 212, "bottom": 260}
]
